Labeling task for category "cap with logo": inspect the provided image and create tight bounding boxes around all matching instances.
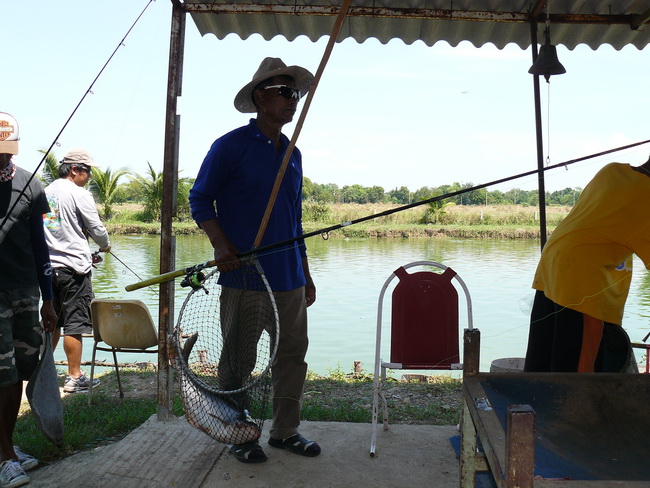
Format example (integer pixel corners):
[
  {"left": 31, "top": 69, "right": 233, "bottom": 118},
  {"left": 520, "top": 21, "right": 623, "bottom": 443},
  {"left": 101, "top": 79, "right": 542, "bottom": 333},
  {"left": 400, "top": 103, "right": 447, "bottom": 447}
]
[{"left": 0, "top": 112, "right": 19, "bottom": 155}]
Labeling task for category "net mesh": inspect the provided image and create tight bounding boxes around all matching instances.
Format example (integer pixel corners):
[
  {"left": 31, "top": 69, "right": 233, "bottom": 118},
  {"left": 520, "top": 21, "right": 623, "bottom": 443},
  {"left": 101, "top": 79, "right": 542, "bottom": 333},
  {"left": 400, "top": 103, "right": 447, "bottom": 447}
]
[{"left": 173, "top": 260, "right": 278, "bottom": 444}]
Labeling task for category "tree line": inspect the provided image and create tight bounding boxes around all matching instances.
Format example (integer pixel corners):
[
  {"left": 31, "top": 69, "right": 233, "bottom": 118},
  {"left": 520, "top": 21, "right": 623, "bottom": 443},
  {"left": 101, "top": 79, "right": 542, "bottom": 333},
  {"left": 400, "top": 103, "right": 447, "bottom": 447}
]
[
  {"left": 304, "top": 178, "right": 582, "bottom": 207},
  {"left": 39, "top": 151, "right": 582, "bottom": 222}
]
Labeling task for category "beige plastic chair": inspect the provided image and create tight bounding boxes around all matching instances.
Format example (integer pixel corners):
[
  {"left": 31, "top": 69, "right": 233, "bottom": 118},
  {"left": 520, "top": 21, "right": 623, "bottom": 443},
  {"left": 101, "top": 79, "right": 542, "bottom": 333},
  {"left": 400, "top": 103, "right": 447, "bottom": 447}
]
[{"left": 89, "top": 299, "right": 158, "bottom": 402}]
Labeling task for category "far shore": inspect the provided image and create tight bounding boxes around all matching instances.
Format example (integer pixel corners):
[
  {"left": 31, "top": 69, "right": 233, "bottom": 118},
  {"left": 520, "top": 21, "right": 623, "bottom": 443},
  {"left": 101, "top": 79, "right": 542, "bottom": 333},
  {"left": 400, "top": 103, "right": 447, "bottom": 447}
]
[{"left": 104, "top": 203, "right": 568, "bottom": 239}]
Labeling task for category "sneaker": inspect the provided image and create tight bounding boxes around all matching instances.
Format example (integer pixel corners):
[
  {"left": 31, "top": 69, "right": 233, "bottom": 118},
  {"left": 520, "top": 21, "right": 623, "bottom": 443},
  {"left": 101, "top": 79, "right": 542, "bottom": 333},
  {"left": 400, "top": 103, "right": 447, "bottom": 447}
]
[
  {"left": 0, "top": 460, "right": 29, "bottom": 488},
  {"left": 12, "top": 447, "right": 37, "bottom": 471},
  {"left": 63, "top": 372, "right": 100, "bottom": 393}
]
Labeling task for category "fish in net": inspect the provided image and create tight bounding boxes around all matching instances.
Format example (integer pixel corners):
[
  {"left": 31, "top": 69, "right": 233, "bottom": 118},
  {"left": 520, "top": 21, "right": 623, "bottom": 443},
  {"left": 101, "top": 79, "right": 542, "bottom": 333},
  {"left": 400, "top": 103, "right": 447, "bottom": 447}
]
[{"left": 172, "top": 259, "right": 279, "bottom": 444}]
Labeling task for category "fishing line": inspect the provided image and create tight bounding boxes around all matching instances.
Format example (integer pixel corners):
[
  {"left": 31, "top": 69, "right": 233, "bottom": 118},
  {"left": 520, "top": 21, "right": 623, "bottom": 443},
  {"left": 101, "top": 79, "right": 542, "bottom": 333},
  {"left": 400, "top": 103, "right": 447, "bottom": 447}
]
[
  {"left": 528, "top": 273, "right": 632, "bottom": 328},
  {"left": 109, "top": 251, "right": 151, "bottom": 285},
  {"left": 0, "top": 0, "right": 156, "bottom": 233},
  {"left": 126, "top": 139, "right": 650, "bottom": 291},
  {"left": 480, "top": 266, "right": 636, "bottom": 343}
]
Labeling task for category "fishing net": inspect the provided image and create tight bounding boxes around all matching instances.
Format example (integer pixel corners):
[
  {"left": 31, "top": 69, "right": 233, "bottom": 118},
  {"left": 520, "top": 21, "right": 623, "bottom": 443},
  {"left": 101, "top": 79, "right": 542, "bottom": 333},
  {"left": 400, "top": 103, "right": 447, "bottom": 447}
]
[{"left": 172, "top": 259, "right": 279, "bottom": 444}]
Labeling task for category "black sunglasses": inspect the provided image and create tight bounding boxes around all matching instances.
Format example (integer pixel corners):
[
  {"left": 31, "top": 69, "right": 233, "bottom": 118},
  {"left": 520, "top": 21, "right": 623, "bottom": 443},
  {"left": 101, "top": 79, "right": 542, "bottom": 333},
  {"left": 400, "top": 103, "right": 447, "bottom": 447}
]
[
  {"left": 263, "top": 84, "right": 301, "bottom": 101},
  {"left": 75, "top": 165, "right": 92, "bottom": 175}
]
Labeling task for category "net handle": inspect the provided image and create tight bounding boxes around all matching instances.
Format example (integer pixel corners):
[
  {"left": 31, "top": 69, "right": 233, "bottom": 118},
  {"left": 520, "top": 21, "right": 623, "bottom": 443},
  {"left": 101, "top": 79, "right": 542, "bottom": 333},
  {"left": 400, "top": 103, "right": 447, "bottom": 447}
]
[{"left": 252, "top": 0, "right": 353, "bottom": 248}]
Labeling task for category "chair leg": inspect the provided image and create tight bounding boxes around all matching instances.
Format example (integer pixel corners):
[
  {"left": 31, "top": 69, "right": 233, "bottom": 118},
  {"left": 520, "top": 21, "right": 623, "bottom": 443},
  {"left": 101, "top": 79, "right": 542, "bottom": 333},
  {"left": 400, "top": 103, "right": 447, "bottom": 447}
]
[
  {"left": 380, "top": 365, "right": 389, "bottom": 430},
  {"left": 370, "top": 368, "right": 381, "bottom": 456},
  {"left": 88, "top": 343, "right": 98, "bottom": 406},
  {"left": 112, "top": 349, "right": 123, "bottom": 398}
]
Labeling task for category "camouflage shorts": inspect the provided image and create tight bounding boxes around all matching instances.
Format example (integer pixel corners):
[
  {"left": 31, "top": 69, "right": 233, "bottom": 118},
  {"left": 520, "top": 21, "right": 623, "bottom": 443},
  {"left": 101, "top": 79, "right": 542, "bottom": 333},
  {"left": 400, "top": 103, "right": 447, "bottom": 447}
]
[{"left": 0, "top": 287, "right": 43, "bottom": 387}]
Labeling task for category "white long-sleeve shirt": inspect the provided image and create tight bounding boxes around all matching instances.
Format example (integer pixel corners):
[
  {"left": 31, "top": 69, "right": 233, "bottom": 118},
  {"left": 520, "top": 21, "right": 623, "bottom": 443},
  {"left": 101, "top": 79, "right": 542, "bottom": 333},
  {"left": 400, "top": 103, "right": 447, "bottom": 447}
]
[{"left": 43, "top": 178, "right": 110, "bottom": 274}]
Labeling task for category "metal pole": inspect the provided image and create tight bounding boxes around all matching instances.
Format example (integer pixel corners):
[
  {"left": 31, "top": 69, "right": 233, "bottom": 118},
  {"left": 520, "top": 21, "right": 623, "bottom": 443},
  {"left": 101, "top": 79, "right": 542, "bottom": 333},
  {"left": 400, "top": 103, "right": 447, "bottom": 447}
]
[
  {"left": 157, "top": 1, "right": 185, "bottom": 420},
  {"left": 530, "top": 21, "right": 548, "bottom": 250}
]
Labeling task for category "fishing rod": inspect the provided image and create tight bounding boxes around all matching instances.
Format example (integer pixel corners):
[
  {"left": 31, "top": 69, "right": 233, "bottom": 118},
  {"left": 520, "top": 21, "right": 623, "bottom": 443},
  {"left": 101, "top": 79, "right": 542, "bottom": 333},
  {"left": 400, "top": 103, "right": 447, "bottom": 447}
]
[
  {"left": 0, "top": 0, "right": 155, "bottom": 233},
  {"left": 125, "top": 137, "right": 650, "bottom": 292}
]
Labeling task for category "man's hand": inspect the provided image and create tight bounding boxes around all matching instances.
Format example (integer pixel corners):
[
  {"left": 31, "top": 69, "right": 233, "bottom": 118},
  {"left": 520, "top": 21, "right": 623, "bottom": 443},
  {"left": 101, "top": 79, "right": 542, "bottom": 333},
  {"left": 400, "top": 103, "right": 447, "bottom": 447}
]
[
  {"left": 213, "top": 242, "right": 242, "bottom": 273},
  {"left": 40, "top": 300, "right": 58, "bottom": 333},
  {"left": 198, "top": 219, "right": 242, "bottom": 273},
  {"left": 305, "top": 280, "right": 316, "bottom": 308}
]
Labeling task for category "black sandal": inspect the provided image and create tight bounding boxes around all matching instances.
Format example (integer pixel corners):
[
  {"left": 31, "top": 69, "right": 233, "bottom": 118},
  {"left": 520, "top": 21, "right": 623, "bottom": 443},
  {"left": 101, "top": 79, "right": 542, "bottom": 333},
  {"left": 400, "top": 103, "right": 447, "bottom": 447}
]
[
  {"left": 230, "top": 442, "right": 268, "bottom": 463},
  {"left": 268, "top": 434, "right": 321, "bottom": 457}
]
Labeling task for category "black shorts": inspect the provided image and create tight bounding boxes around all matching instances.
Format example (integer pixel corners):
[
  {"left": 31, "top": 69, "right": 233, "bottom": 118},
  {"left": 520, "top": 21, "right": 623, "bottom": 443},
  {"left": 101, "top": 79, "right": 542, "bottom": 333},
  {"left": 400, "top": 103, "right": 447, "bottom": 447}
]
[{"left": 53, "top": 267, "right": 94, "bottom": 336}]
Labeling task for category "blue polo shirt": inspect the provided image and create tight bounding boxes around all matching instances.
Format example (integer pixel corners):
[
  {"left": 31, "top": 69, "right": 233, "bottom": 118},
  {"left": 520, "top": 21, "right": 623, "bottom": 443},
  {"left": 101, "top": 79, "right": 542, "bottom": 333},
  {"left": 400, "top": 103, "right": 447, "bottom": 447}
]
[{"left": 189, "top": 119, "right": 307, "bottom": 292}]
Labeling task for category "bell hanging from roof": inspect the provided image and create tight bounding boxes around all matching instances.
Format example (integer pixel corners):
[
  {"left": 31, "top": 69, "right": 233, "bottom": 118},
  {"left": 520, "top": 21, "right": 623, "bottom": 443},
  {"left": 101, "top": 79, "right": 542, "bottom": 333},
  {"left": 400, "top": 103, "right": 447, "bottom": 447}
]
[{"left": 529, "top": 27, "right": 566, "bottom": 82}]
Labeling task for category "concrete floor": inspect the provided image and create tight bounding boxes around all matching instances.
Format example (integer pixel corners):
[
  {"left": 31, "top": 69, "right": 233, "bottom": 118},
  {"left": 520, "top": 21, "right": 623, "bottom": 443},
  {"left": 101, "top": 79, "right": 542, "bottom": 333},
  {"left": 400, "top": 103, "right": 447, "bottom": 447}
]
[{"left": 25, "top": 417, "right": 461, "bottom": 488}]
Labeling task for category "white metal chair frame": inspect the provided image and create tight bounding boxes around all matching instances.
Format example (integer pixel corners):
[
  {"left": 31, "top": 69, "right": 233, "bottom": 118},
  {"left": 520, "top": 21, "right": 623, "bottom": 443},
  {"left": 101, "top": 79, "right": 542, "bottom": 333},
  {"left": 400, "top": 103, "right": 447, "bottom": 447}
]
[{"left": 370, "top": 261, "right": 473, "bottom": 456}]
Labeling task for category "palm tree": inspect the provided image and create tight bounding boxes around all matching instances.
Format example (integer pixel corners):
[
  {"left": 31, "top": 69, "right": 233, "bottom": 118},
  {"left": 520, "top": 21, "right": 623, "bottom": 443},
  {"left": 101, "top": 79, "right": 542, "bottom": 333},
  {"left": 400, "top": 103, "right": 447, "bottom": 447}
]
[
  {"left": 38, "top": 149, "right": 59, "bottom": 185},
  {"left": 134, "top": 162, "right": 164, "bottom": 221},
  {"left": 89, "top": 167, "right": 130, "bottom": 219},
  {"left": 421, "top": 191, "right": 455, "bottom": 224}
]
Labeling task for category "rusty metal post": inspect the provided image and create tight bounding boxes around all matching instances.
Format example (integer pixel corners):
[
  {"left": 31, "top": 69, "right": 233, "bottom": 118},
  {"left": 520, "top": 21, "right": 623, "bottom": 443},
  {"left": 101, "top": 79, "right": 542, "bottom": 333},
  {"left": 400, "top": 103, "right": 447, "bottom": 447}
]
[
  {"left": 506, "top": 404, "right": 535, "bottom": 488},
  {"left": 157, "top": 1, "right": 185, "bottom": 420}
]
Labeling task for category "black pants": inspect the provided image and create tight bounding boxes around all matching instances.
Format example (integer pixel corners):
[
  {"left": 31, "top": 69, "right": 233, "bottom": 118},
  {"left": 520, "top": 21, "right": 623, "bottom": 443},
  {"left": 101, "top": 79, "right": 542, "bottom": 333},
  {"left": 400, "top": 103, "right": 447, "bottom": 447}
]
[{"left": 524, "top": 290, "right": 631, "bottom": 372}]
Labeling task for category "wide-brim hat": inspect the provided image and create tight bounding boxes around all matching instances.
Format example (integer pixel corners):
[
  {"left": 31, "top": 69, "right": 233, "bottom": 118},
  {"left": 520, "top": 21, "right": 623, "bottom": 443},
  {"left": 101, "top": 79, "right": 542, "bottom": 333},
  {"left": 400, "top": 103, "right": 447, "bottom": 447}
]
[
  {"left": 0, "top": 112, "right": 19, "bottom": 155},
  {"left": 234, "top": 57, "right": 314, "bottom": 113},
  {"left": 60, "top": 148, "right": 99, "bottom": 168}
]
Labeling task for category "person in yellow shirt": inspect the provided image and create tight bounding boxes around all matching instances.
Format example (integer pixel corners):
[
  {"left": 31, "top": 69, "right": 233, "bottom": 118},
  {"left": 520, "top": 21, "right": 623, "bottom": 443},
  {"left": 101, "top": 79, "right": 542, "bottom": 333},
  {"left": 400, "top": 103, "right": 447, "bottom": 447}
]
[{"left": 524, "top": 157, "right": 650, "bottom": 372}]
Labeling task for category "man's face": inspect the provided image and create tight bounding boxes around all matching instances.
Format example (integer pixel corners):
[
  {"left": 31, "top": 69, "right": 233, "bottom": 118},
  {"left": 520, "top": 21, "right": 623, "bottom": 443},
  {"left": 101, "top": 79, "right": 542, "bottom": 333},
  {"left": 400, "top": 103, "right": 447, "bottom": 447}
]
[
  {"left": 0, "top": 153, "right": 12, "bottom": 169},
  {"left": 255, "top": 75, "right": 300, "bottom": 125},
  {"left": 71, "top": 164, "right": 92, "bottom": 187}
]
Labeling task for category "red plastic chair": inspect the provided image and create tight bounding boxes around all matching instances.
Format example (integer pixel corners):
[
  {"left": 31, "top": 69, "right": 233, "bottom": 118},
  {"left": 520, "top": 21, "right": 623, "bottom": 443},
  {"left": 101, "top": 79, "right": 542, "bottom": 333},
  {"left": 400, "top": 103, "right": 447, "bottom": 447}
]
[{"left": 370, "top": 261, "right": 473, "bottom": 456}]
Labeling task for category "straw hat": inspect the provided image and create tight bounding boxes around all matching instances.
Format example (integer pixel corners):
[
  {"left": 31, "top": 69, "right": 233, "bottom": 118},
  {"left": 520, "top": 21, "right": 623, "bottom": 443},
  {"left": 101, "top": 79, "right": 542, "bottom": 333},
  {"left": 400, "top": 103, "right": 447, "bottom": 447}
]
[{"left": 234, "top": 57, "right": 314, "bottom": 113}]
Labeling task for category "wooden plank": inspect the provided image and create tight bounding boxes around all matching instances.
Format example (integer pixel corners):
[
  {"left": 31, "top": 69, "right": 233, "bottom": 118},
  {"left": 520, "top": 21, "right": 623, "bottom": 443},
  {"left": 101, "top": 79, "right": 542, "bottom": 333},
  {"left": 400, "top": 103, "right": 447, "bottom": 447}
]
[
  {"left": 460, "top": 398, "right": 489, "bottom": 488},
  {"left": 463, "top": 375, "right": 508, "bottom": 488},
  {"left": 534, "top": 481, "right": 650, "bottom": 487},
  {"left": 506, "top": 405, "right": 535, "bottom": 488},
  {"left": 463, "top": 328, "right": 481, "bottom": 376}
]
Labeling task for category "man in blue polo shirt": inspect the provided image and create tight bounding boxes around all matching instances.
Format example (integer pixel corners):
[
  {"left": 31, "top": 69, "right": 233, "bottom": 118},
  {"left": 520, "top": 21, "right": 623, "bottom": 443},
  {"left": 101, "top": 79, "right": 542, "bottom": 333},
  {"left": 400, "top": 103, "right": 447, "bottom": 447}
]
[{"left": 189, "top": 58, "right": 319, "bottom": 464}]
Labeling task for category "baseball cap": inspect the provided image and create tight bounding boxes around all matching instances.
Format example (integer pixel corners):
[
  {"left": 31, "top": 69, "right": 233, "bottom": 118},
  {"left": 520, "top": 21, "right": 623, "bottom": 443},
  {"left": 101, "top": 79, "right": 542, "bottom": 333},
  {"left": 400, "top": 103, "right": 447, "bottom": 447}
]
[
  {"left": 60, "top": 148, "right": 98, "bottom": 167},
  {"left": 0, "top": 112, "right": 19, "bottom": 155}
]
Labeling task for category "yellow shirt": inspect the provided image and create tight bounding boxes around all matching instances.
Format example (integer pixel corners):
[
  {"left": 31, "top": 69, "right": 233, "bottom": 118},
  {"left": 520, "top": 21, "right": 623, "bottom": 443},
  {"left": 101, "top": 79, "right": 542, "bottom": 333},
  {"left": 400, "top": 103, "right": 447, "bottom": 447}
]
[{"left": 533, "top": 163, "right": 650, "bottom": 324}]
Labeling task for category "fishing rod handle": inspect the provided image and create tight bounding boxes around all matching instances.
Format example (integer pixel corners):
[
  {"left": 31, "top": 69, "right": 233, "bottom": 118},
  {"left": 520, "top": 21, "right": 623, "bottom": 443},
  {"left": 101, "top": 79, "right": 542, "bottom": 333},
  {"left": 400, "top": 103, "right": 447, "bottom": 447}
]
[
  {"left": 125, "top": 268, "right": 187, "bottom": 291},
  {"left": 125, "top": 259, "right": 218, "bottom": 291}
]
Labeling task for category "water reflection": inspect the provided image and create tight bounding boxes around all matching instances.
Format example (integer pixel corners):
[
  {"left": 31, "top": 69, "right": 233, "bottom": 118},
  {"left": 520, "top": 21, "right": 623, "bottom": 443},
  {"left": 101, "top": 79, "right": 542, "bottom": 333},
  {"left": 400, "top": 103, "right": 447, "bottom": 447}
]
[{"left": 63, "top": 234, "right": 650, "bottom": 375}]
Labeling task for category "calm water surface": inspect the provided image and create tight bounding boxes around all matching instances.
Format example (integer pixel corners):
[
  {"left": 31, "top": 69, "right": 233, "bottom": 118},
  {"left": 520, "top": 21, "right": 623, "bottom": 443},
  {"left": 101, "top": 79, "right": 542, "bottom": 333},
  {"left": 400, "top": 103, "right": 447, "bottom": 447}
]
[{"left": 65, "top": 234, "right": 650, "bottom": 375}]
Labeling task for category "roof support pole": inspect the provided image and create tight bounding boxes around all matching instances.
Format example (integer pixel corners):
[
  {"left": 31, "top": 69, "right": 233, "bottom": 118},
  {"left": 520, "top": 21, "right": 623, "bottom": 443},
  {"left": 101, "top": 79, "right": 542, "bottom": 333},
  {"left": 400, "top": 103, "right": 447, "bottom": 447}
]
[
  {"left": 157, "top": 0, "right": 185, "bottom": 420},
  {"left": 529, "top": 20, "right": 548, "bottom": 250}
]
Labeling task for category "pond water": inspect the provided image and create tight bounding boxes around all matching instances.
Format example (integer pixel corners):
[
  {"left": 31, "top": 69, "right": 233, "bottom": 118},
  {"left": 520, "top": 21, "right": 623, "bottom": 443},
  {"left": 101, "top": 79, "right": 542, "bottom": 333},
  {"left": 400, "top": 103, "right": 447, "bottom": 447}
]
[{"left": 63, "top": 234, "right": 650, "bottom": 376}]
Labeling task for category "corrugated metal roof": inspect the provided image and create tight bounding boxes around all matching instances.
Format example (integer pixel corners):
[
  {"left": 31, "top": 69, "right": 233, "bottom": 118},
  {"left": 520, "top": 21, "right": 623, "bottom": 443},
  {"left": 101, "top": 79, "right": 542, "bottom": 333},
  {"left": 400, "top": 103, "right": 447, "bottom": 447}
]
[{"left": 183, "top": 0, "right": 650, "bottom": 51}]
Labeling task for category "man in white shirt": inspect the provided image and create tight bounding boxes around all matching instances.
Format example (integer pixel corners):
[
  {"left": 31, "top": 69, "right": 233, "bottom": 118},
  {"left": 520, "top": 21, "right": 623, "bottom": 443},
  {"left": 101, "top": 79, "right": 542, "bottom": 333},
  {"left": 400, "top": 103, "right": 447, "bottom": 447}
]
[{"left": 43, "top": 149, "right": 111, "bottom": 393}]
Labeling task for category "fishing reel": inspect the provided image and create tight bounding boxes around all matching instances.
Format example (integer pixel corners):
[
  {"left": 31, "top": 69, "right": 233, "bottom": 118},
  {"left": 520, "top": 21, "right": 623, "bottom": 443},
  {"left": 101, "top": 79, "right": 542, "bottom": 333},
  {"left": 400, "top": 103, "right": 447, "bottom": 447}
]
[
  {"left": 181, "top": 270, "right": 209, "bottom": 294},
  {"left": 91, "top": 250, "right": 103, "bottom": 268}
]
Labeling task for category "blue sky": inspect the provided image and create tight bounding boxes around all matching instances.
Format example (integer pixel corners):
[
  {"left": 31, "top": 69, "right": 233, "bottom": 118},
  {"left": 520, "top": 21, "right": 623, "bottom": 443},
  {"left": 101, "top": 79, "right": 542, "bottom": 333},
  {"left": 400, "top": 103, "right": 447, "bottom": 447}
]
[{"left": 5, "top": 1, "right": 650, "bottom": 194}]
